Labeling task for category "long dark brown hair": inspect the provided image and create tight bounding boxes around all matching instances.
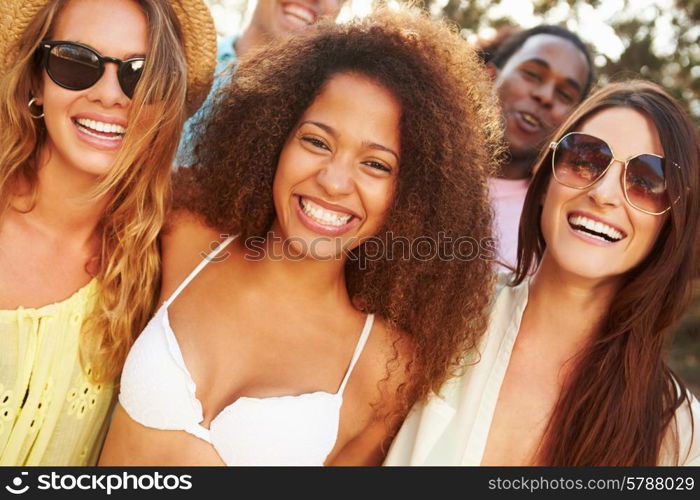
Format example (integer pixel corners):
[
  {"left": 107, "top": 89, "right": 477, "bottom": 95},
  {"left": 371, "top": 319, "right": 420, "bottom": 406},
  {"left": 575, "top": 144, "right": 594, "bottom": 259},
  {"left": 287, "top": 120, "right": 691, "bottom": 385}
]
[{"left": 513, "top": 80, "right": 699, "bottom": 465}]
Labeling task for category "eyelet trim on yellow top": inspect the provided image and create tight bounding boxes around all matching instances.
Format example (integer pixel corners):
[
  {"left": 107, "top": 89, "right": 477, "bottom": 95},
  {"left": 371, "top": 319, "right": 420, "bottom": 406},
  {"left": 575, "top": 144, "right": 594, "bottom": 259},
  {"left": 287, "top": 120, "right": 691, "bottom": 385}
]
[
  {"left": 0, "top": 279, "right": 116, "bottom": 466},
  {"left": 67, "top": 365, "right": 103, "bottom": 421},
  {"left": 0, "top": 385, "right": 14, "bottom": 436},
  {"left": 27, "top": 380, "right": 52, "bottom": 435}
]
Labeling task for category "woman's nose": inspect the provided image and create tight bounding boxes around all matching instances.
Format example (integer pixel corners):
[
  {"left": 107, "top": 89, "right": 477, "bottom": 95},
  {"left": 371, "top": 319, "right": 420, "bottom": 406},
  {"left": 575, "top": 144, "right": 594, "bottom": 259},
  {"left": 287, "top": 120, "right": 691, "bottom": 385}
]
[
  {"left": 586, "top": 160, "right": 625, "bottom": 209},
  {"left": 316, "top": 156, "right": 354, "bottom": 197},
  {"left": 85, "top": 64, "right": 130, "bottom": 107}
]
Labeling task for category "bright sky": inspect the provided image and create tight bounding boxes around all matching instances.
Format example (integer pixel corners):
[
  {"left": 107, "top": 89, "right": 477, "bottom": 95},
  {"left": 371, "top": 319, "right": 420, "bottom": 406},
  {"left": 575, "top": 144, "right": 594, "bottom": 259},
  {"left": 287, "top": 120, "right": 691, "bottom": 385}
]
[
  {"left": 342, "top": 0, "right": 680, "bottom": 62},
  {"left": 207, "top": 0, "right": 682, "bottom": 63}
]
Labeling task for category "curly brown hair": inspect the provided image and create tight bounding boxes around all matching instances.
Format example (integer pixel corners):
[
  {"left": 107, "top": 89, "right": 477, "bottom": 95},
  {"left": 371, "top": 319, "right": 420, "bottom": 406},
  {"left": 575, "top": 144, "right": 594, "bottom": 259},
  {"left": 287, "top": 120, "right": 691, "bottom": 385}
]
[{"left": 174, "top": 6, "right": 503, "bottom": 413}]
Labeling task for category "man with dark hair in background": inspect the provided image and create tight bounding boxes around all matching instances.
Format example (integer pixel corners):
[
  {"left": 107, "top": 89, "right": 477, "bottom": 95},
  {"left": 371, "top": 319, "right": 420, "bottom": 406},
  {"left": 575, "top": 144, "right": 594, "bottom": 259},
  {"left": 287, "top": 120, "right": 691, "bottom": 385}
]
[{"left": 486, "top": 25, "right": 594, "bottom": 266}]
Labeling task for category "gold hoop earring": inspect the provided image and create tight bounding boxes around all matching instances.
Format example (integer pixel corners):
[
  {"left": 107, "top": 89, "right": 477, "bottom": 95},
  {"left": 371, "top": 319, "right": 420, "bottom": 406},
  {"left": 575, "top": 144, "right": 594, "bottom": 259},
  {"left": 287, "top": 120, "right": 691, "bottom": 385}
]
[{"left": 28, "top": 97, "right": 44, "bottom": 119}]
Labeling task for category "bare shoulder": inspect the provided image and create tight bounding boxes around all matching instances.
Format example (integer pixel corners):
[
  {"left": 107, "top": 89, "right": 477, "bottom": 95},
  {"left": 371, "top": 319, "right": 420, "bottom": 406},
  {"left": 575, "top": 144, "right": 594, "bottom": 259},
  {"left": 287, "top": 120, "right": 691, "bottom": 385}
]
[
  {"left": 369, "top": 319, "right": 417, "bottom": 441},
  {"left": 367, "top": 315, "right": 417, "bottom": 390},
  {"left": 330, "top": 317, "right": 417, "bottom": 465},
  {"left": 159, "top": 209, "right": 227, "bottom": 302}
]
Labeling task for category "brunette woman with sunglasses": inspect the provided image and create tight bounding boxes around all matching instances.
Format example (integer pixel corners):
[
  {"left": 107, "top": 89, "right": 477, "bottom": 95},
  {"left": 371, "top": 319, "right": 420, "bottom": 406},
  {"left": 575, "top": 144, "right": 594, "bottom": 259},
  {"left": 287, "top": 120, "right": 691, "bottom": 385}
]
[
  {"left": 386, "top": 80, "right": 700, "bottom": 466},
  {"left": 0, "top": 0, "right": 215, "bottom": 465}
]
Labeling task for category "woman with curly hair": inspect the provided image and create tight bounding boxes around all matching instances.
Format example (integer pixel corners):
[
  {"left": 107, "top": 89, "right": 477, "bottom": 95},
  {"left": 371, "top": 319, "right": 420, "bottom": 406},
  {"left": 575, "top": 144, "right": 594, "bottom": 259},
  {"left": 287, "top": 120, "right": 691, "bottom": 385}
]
[
  {"left": 386, "top": 80, "right": 700, "bottom": 466},
  {"left": 99, "top": 7, "right": 502, "bottom": 466},
  {"left": 0, "top": 0, "right": 215, "bottom": 465}
]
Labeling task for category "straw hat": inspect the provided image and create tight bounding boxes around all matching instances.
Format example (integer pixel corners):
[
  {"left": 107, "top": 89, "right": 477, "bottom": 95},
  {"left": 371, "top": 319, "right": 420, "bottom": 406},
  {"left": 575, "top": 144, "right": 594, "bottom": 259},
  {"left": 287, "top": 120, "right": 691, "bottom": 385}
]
[{"left": 0, "top": 0, "right": 217, "bottom": 116}]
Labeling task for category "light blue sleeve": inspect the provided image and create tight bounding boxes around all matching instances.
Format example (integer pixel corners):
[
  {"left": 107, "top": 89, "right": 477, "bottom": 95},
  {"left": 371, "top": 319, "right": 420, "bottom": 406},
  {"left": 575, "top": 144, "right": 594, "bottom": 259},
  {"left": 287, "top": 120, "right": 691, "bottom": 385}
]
[{"left": 175, "top": 35, "right": 239, "bottom": 166}]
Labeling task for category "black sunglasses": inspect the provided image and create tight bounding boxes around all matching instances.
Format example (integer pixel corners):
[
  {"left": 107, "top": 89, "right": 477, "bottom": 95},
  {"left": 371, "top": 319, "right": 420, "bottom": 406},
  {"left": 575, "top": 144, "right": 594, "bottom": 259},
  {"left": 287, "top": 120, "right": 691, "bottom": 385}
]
[
  {"left": 36, "top": 41, "right": 145, "bottom": 99},
  {"left": 550, "top": 132, "right": 680, "bottom": 216}
]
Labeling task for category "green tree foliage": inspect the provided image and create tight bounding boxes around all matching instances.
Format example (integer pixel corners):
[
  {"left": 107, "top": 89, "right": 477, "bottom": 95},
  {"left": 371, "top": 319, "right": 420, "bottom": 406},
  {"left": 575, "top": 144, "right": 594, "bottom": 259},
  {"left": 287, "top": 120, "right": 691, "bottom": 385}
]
[{"left": 413, "top": 0, "right": 700, "bottom": 126}]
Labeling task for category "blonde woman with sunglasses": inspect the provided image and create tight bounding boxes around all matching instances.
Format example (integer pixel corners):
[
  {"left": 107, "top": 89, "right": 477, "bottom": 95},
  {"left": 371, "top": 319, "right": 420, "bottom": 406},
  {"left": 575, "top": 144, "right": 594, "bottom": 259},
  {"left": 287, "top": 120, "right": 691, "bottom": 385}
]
[
  {"left": 0, "top": 0, "right": 215, "bottom": 465},
  {"left": 386, "top": 80, "right": 700, "bottom": 466}
]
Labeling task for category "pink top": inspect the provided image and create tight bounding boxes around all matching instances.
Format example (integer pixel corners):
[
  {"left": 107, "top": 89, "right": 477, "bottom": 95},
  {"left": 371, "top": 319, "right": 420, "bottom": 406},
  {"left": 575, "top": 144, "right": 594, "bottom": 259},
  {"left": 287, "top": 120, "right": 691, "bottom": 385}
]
[{"left": 488, "top": 177, "right": 529, "bottom": 269}]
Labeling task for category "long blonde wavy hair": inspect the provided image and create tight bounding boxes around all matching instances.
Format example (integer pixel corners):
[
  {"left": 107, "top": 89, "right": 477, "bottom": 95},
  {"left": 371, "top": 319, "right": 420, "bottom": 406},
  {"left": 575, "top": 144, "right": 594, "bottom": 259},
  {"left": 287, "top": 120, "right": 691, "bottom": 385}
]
[{"left": 0, "top": 0, "right": 188, "bottom": 383}]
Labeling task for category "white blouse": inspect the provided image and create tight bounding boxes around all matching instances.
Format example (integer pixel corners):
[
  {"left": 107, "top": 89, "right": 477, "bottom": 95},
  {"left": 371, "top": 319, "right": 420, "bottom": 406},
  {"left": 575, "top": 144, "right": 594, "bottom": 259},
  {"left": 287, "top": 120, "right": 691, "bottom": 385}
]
[{"left": 385, "top": 276, "right": 700, "bottom": 466}]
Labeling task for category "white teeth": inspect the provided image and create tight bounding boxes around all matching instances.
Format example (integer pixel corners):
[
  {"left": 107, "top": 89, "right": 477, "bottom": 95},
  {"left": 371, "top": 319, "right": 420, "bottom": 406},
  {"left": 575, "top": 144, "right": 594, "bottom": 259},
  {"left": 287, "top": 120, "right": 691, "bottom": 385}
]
[
  {"left": 568, "top": 215, "right": 623, "bottom": 242},
  {"left": 520, "top": 112, "right": 541, "bottom": 127},
  {"left": 300, "top": 197, "right": 352, "bottom": 227},
  {"left": 75, "top": 118, "right": 126, "bottom": 135},
  {"left": 283, "top": 4, "right": 315, "bottom": 24}
]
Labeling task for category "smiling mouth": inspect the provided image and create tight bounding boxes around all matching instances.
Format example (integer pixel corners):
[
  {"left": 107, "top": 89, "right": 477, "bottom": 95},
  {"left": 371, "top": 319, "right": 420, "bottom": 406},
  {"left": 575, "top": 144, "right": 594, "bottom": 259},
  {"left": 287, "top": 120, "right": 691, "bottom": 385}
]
[
  {"left": 568, "top": 214, "right": 625, "bottom": 243},
  {"left": 519, "top": 111, "right": 543, "bottom": 129},
  {"left": 73, "top": 118, "right": 126, "bottom": 141},
  {"left": 282, "top": 3, "right": 316, "bottom": 26},
  {"left": 299, "top": 196, "right": 354, "bottom": 227}
]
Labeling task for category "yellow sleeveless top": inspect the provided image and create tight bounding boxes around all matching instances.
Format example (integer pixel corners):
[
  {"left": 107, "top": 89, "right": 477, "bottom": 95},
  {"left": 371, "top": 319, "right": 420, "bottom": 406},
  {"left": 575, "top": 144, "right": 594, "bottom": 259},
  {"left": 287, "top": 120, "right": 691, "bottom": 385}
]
[{"left": 0, "top": 279, "right": 116, "bottom": 465}]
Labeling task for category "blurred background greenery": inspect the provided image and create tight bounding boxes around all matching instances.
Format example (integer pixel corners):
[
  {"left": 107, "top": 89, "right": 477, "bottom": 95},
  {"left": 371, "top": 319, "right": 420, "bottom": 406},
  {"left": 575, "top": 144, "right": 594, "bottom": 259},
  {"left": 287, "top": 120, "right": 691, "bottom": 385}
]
[
  {"left": 208, "top": 0, "right": 700, "bottom": 125},
  {"left": 418, "top": 0, "right": 700, "bottom": 127},
  {"left": 207, "top": 0, "right": 700, "bottom": 396}
]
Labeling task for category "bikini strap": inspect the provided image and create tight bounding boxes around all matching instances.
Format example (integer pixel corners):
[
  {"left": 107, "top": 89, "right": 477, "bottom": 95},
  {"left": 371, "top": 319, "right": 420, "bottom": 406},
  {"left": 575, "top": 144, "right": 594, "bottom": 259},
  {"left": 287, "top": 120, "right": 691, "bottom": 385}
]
[
  {"left": 337, "top": 314, "right": 375, "bottom": 396},
  {"left": 163, "top": 235, "right": 238, "bottom": 307}
]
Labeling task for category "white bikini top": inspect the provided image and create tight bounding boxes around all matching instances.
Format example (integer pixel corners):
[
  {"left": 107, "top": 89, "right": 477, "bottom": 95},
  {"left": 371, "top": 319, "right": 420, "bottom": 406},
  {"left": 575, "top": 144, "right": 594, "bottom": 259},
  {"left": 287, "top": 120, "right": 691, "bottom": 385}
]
[{"left": 118, "top": 235, "right": 374, "bottom": 466}]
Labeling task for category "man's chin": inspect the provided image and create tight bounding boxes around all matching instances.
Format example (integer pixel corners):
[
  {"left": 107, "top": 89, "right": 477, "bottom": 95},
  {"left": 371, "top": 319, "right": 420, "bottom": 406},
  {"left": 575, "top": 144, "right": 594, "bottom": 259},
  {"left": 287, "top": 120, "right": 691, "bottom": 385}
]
[{"left": 505, "top": 141, "right": 541, "bottom": 161}]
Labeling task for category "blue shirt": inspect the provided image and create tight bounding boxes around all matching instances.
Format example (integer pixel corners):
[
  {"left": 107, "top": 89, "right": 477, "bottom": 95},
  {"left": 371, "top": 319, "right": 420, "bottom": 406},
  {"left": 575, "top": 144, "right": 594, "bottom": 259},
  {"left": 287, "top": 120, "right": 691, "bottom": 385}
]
[{"left": 176, "top": 34, "right": 239, "bottom": 165}]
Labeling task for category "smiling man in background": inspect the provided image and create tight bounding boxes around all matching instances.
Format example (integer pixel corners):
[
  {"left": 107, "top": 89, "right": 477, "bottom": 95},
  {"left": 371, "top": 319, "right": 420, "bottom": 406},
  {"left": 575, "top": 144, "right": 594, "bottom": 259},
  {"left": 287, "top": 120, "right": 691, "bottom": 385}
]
[
  {"left": 233, "top": 0, "right": 346, "bottom": 60},
  {"left": 179, "top": 1, "right": 346, "bottom": 163},
  {"left": 487, "top": 26, "right": 594, "bottom": 267}
]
